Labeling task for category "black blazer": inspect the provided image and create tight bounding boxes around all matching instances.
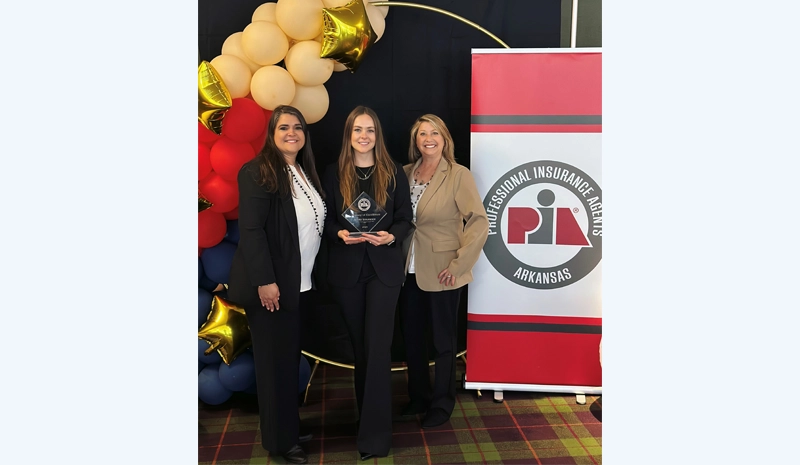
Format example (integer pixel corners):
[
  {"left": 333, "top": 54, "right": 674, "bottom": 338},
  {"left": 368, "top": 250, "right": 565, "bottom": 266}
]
[
  {"left": 322, "top": 162, "right": 413, "bottom": 288},
  {"left": 228, "top": 160, "right": 303, "bottom": 312}
]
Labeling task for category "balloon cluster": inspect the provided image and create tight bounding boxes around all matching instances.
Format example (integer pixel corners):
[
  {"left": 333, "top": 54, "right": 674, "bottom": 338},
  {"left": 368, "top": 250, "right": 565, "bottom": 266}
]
[
  {"left": 209, "top": 0, "right": 388, "bottom": 124},
  {"left": 197, "top": 0, "right": 389, "bottom": 406}
]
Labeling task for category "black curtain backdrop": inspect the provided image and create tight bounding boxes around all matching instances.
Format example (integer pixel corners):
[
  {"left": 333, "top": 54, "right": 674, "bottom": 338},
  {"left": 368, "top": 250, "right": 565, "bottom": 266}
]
[{"left": 199, "top": 0, "right": 561, "bottom": 363}]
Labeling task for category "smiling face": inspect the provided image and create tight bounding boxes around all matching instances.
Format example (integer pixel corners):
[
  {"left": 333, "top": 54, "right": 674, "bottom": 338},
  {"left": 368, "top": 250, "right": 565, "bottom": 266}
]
[
  {"left": 273, "top": 113, "right": 305, "bottom": 157},
  {"left": 350, "top": 114, "right": 376, "bottom": 155},
  {"left": 415, "top": 121, "right": 444, "bottom": 160}
]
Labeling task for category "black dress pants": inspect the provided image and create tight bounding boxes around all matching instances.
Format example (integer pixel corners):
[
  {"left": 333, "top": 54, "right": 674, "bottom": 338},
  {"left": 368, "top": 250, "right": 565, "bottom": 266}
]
[
  {"left": 247, "top": 291, "right": 311, "bottom": 454},
  {"left": 399, "top": 273, "right": 461, "bottom": 415},
  {"left": 332, "top": 254, "right": 400, "bottom": 456}
]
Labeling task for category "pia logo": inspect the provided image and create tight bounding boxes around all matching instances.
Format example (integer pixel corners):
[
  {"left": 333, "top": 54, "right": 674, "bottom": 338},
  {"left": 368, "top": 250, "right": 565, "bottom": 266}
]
[
  {"left": 357, "top": 198, "right": 371, "bottom": 211},
  {"left": 483, "top": 160, "right": 602, "bottom": 289}
]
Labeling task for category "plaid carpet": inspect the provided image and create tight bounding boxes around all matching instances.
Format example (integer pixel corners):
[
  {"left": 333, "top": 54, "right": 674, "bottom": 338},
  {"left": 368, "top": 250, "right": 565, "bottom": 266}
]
[{"left": 199, "top": 360, "right": 602, "bottom": 464}]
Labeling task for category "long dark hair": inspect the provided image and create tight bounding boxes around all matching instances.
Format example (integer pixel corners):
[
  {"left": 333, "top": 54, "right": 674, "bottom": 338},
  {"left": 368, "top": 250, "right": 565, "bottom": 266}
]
[
  {"left": 337, "top": 106, "right": 395, "bottom": 209},
  {"left": 254, "top": 105, "right": 323, "bottom": 198}
]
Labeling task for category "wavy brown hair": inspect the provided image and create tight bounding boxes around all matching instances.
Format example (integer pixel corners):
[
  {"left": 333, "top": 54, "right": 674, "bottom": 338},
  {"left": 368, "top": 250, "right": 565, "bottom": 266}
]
[
  {"left": 408, "top": 113, "right": 456, "bottom": 165},
  {"left": 254, "top": 105, "right": 323, "bottom": 198},
  {"left": 337, "top": 106, "right": 396, "bottom": 209}
]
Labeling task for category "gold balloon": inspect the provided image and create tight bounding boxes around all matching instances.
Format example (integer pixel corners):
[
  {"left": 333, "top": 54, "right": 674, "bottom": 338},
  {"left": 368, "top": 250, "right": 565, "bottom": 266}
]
[
  {"left": 198, "top": 61, "right": 232, "bottom": 135},
  {"left": 199, "top": 196, "right": 213, "bottom": 212},
  {"left": 320, "top": 0, "right": 376, "bottom": 72},
  {"left": 198, "top": 295, "right": 251, "bottom": 365}
]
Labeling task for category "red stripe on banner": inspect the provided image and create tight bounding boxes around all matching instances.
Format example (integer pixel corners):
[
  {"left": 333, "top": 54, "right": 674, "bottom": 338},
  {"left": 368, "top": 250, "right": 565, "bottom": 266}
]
[
  {"left": 468, "top": 313, "right": 601, "bottom": 326},
  {"left": 471, "top": 53, "right": 601, "bottom": 116},
  {"left": 466, "top": 328, "right": 602, "bottom": 386},
  {"left": 470, "top": 124, "right": 601, "bottom": 133}
]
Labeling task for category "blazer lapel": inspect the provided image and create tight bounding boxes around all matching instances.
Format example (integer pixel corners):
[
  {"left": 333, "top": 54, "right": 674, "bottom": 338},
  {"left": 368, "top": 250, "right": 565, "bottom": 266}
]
[
  {"left": 417, "top": 158, "right": 449, "bottom": 217},
  {"left": 282, "top": 192, "right": 300, "bottom": 253}
]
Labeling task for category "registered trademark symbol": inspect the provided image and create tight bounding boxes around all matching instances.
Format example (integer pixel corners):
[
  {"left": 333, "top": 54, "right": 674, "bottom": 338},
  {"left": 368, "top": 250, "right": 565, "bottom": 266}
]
[{"left": 573, "top": 207, "right": 579, "bottom": 213}]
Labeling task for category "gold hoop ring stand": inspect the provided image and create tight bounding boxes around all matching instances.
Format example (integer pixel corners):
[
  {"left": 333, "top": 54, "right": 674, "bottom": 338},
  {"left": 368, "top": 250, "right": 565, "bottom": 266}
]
[{"left": 300, "top": 0, "right": 506, "bottom": 404}]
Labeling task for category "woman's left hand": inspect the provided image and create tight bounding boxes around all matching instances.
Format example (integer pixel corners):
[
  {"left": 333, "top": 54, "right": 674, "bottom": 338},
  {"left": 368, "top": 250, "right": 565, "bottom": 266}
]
[
  {"left": 438, "top": 268, "right": 456, "bottom": 286},
  {"left": 361, "top": 231, "right": 395, "bottom": 246}
]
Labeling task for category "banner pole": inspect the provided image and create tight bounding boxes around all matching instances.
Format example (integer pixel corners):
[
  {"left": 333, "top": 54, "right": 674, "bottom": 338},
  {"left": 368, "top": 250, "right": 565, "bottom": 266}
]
[{"left": 570, "top": 0, "right": 579, "bottom": 47}]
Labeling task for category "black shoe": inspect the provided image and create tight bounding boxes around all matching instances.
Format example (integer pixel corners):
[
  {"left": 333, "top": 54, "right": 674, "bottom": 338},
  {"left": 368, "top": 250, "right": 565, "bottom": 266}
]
[
  {"left": 421, "top": 408, "right": 450, "bottom": 429},
  {"left": 401, "top": 402, "right": 427, "bottom": 416},
  {"left": 360, "top": 452, "right": 375, "bottom": 461},
  {"left": 282, "top": 444, "right": 308, "bottom": 464}
]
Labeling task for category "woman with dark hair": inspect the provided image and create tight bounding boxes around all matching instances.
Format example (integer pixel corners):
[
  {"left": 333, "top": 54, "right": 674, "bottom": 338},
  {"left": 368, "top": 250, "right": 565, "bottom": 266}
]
[
  {"left": 227, "top": 105, "right": 325, "bottom": 464},
  {"left": 399, "top": 114, "right": 489, "bottom": 428},
  {"left": 322, "top": 106, "right": 413, "bottom": 461}
]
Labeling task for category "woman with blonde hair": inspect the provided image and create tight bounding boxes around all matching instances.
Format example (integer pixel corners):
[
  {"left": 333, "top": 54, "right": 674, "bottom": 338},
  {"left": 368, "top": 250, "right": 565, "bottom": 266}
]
[
  {"left": 321, "top": 106, "right": 413, "bottom": 460},
  {"left": 399, "top": 114, "right": 489, "bottom": 428}
]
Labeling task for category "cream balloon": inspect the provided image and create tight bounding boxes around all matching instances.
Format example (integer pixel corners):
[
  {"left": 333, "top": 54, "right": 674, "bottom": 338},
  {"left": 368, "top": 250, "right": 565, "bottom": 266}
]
[
  {"left": 241, "top": 21, "right": 289, "bottom": 65},
  {"left": 369, "top": 1, "right": 389, "bottom": 18},
  {"left": 252, "top": 2, "right": 278, "bottom": 22},
  {"left": 250, "top": 65, "right": 297, "bottom": 110},
  {"left": 288, "top": 84, "right": 329, "bottom": 124},
  {"left": 365, "top": 3, "right": 386, "bottom": 42},
  {"left": 275, "top": 0, "right": 324, "bottom": 41},
  {"left": 209, "top": 55, "right": 252, "bottom": 99},
  {"left": 221, "top": 32, "right": 262, "bottom": 74},
  {"left": 322, "top": 0, "right": 349, "bottom": 7},
  {"left": 285, "top": 41, "right": 334, "bottom": 86},
  {"left": 333, "top": 61, "right": 348, "bottom": 72}
]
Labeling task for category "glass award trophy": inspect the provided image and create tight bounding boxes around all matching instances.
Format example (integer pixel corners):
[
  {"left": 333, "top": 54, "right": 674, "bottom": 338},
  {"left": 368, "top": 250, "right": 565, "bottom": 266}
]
[{"left": 342, "top": 191, "right": 387, "bottom": 236}]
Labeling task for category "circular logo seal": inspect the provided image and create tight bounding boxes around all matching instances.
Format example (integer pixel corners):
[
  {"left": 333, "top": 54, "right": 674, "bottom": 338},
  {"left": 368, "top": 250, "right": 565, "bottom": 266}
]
[
  {"left": 357, "top": 198, "right": 371, "bottom": 211},
  {"left": 483, "top": 160, "right": 602, "bottom": 289}
]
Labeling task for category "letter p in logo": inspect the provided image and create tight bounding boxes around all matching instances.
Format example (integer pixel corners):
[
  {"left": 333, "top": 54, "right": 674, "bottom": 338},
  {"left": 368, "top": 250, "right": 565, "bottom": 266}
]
[{"left": 507, "top": 207, "right": 541, "bottom": 244}]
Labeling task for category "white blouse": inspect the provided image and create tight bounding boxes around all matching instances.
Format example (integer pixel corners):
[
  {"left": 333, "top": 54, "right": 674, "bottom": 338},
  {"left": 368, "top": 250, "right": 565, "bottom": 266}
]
[
  {"left": 408, "top": 181, "right": 430, "bottom": 274},
  {"left": 288, "top": 165, "right": 325, "bottom": 292}
]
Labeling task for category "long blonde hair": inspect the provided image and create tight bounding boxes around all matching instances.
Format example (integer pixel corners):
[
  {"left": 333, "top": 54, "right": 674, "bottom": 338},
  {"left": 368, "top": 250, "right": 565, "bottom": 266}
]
[
  {"left": 338, "top": 106, "right": 396, "bottom": 209},
  {"left": 407, "top": 114, "right": 456, "bottom": 165}
]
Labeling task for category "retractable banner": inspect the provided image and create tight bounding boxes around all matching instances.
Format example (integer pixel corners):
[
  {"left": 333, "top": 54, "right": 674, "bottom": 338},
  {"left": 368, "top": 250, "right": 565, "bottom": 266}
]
[{"left": 466, "top": 49, "right": 602, "bottom": 393}]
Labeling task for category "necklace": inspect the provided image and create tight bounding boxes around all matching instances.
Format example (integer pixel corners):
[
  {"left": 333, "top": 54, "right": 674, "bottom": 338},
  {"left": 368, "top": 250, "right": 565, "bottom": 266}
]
[
  {"left": 355, "top": 165, "right": 375, "bottom": 181},
  {"left": 289, "top": 166, "right": 326, "bottom": 237}
]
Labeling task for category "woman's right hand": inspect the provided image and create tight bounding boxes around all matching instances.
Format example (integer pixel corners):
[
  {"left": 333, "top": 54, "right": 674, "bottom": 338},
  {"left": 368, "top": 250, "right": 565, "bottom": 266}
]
[
  {"left": 338, "top": 230, "right": 365, "bottom": 245},
  {"left": 258, "top": 283, "right": 280, "bottom": 311}
]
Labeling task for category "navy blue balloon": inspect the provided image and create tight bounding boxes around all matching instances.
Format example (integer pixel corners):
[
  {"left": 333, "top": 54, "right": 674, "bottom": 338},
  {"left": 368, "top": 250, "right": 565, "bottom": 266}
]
[
  {"left": 243, "top": 380, "right": 258, "bottom": 394},
  {"left": 299, "top": 356, "right": 311, "bottom": 394},
  {"left": 198, "top": 274, "right": 219, "bottom": 293},
  {"left": 198, "top": 339, "right": 222, "bottom": 364},
  {"left": 225, "top": 220, "right": 240, "bottom": 243},
  {"left": 199, "top": 360, "right": 206, "bottom": 373},
  {"left": 198, "top": 365, "right": 233, "bottom": 405},
  {"left": 200, "top": 240, "right": 237, "bottom": 284},
  {"left": 198, "top": 258, "right": 204, "bottom": 283},
  {"left": 218, "top": 351, "right": 256, "bottom": 391},
  {"left": 198, "top": 288, "right": 213, "bottom": 328}
]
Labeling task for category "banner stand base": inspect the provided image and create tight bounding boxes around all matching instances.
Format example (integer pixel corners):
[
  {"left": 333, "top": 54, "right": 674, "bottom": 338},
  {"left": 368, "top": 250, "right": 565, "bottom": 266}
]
[{"left": 464, "top": 380, "right": 602, "bottom": 398}]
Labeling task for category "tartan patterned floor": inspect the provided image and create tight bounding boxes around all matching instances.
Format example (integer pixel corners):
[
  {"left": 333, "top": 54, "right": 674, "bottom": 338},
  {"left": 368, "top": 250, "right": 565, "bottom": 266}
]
[{"left": 199, "top": 360, "right": 602, "bottom": 464}]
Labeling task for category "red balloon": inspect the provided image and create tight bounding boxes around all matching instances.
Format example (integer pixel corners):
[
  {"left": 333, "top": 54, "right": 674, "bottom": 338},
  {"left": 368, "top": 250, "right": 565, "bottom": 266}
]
[
  {"left": 198, "top": 210, "right": 227, "bottom": 248},
  {"left": 222, "top": 98, "right": 267, "bottom": 143},
  {"left": 199, "top": 143, "right": 212, "bottom": 180},
  {"left": 223, "top": 207, "right": 239, "bottom": 220},
  {"left": 199, "top": 172, "right": 239, "bottom": 213},
  {"left": 198, "top": 121, "right": 221, "bottom": 145},
  {"left": 250, "top": 127, "right": 267, "bottom": 154},
  {"left": 210, "top": 137, "right": 255, "bottom": 182}
]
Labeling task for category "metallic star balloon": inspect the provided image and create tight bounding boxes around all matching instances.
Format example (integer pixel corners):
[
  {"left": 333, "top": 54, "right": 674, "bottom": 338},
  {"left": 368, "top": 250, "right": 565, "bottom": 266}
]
[
  {"left": 198, "top": 295, "right": 251, "bottom": 365},
  {"left": 199, "top": 195, "right": 213, "bottom": 212},
  {"left": 198, "top": 61, "right": 232, "bottom": 135},
  {"left": 320, "top": 0, "right": 377, "bottom": 72}
]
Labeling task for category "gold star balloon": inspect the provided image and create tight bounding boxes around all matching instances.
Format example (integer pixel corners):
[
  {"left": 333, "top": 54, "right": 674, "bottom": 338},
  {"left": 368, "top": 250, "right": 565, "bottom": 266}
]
[
  {"left": 198, "top": 195, "right": 213, "bottom": 212},
  {"left": 198, "top": 61, "right": 232, "bottom": 135},
  {"left": 198, "top": 295, "right": 251, "bottom": 365},
  {"left": 320, "top": 0, "right": 377, "bottom": 72}
]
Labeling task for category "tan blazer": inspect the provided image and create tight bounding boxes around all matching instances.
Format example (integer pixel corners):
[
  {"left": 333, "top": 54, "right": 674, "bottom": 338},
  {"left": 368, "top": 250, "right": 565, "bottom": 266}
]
[{"left": 403, "top": 158, "right": 489, "bottom": 292}]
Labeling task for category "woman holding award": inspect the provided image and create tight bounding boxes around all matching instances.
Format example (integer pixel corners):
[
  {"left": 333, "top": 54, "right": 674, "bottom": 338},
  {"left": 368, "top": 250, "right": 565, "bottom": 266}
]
[
  {"left": 399, "top": 114, "right": 489, "bottom": 429},
  {"left": 227, "top": 105, "right": 325, "bottom": 464},
  {"left": 321, "top": 106, "right": 413, "bottom": 461}
]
